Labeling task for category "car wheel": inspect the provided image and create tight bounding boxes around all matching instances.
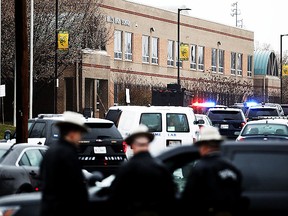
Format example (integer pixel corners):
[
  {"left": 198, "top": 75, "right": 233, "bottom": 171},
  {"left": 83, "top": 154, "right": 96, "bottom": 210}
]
[{"left": 16, "top": 184, "right": 33, "bottom": 194}]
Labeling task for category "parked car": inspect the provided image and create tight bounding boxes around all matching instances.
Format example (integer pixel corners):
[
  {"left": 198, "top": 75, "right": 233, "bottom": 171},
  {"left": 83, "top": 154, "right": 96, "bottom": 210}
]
[
  {"left": 0, "top": 141, "right": 287, "bottom": 216},
  {"left": 245, "top": 105, "right": 282, "bottom": 121},
  {"left": 235, "top": 118, "right": 288, "bottom": 141},
  {"left": 195, "top": 114, "right": 213, "bottom": 129},
  {"left": 5, "top": 114, "right": 127, "bottom": 177},
  {"left": 206, "top": 107, "right": 246, "bottom": 139},
  {"left": 0, "top": 143, "right": 48, "bottom": 196},
  {"left": 105, "top": 105, "right": 200, "bottom": 158}
]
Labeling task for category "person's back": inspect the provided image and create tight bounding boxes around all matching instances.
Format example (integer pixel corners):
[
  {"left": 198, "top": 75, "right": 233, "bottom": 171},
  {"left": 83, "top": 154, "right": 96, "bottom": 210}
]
[
  {"left": 181, "top": 127, "right": 244, "bottom": 216},
  {"left": 181, "top": 153, "right": 242, "bottom": 215},
  {"left": 108, "top": 125, "right": 176, "bottom": 216}
]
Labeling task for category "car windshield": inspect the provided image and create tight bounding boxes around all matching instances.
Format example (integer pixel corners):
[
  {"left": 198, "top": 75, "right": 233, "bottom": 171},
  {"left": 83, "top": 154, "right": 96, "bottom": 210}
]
[
  {"left": 242, "top": 123, "right": 288, "bottom": 136},
  {"left": 247, "top": 108, "right": 278, "bottom": 117},
  {"left": 208, "top": 110, "right": 243, "bottom": 121}
]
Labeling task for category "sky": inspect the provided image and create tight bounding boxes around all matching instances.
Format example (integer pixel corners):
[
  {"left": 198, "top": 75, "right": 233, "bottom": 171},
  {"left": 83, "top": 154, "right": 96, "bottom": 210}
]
[{"left": 128, "top": 0, "right": 288, "bottom": 53}]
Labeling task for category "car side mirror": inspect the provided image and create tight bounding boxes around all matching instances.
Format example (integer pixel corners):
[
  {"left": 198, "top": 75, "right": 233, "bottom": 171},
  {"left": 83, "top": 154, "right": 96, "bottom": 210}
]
[
  {"left": 234, "top": 131, "right": 240, "bottom": 136},
  {"left": 197, "top": 119, "right": 205, "bottom": 125},
  {"left": 4, "top": 130, "right": 12, "bottom": 140}
]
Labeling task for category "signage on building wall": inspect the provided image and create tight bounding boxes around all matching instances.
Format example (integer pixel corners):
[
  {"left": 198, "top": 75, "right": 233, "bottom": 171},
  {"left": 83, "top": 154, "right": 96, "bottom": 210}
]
[
  {"left": 180, "top": 43, "right": 189, "bottom": 61},
  {"left": 283, "top": 64, "right": 288, "bottom": 76},
  {"left": 58, "top": 31, "right": 69, "bottom": 50},
  {"left": 106, "top": 15, "right": 131, "bottom": 26}
]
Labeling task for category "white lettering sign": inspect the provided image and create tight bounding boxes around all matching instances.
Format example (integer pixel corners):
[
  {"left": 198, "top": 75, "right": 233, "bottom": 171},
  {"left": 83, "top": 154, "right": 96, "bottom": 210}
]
[{"left": 106, "top": 15, "right": 130, "bottom": 26}]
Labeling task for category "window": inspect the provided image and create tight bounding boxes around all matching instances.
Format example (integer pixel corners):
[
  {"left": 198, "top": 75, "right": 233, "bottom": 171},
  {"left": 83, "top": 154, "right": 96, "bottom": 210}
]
[
  {"left": 125, "top": 32, "right": 132, "bottom": 61},
  {"left": 247, "top": 55, "right": 253, "bottom": 77},
  {"left": 140, "top": 113, "right": 162, "bottom": 132},
  {"left": 219, "top": 49, "right": 225, "bottom": 73},
  {"left": 176, "top": 42, "right": 183, "bottom": 68},
  {"left": 231, "top": 52, "right": 236, "bottom": 75},
  {"left": 167, "top": 40, "right": 174, "bottom": 66},
  {"left": 198, "top": 46, "right": 204, "bottom": 71},
  {"left": 152, "top": 37, "right": 159, "bottom": 64},
  {"left": 211, "top": 48, "right": 217, "bottom": 72},
  {"left": 142, "top": 35, "right": 149, "bottom": 63},
  {"left": 190, "top": 44, "right": 196, "bottom": 70},
  {"left": 29, "top": 122, "right": 46, "bottom": 138},
  {"left": 237, "top": 53, "right": 243, "bottom": 76},
  {"left": 114, "top": 30, "right": 122, "bottom": 59},
  {"left": 19, "top": 149, "right": 44, "bottom": 167},
  {"left": 166, "top": 113, "right": 189, "bottom": 132}
]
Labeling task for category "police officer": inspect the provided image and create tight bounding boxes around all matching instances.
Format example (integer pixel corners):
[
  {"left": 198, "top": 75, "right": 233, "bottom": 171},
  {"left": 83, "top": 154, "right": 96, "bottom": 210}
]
[
  {"left": 108, "top": 124, "right": 176, "bottom": 216},
  {"left": 181, "top": 126, "right": 243, "bottom": 216},
  {"left": 40, "top": 111, "right": 89, "bottom": 216}
]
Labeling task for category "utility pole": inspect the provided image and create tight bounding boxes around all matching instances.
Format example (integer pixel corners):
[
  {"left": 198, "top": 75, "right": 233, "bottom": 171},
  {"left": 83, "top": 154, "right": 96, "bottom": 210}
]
[
  {"left": 29, "top": 0, "right": 34, "bottom": 119},
  {"left": 54, "top": 0, "right": 59, "bottom": 113},
  {"left": 231, "top": 2, "right": 242, "bottom": 28},
  {"left": 15, "top": 0, "right": 29, "bottom": 143}
]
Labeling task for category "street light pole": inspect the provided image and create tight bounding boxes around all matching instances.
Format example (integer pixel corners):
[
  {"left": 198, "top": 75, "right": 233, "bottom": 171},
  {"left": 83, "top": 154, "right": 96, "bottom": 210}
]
[
  {"left": 177, "top": 7, "right": 191, "bottom": 87},
  {"left": 280, "top": 34, "right": 288, "bottom": 104}
]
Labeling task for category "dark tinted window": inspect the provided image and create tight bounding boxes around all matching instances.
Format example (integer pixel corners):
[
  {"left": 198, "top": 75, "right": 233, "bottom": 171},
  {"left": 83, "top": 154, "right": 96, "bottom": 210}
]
[
  {"left": 83, "top": 123, "right": 122, "bottom": 139},
  {"left": 166, "top": 113, "right": 189, "bottom": 132},
  {"left": 282, "top": 107, "right": 288, "bottom": 116},
  {"left": 140, "top": 113, "right": 162, "bottom": 132},
  {"left": 247, "top": 108, "right": 279, "bottom": 118},
  {"left": 105, "top": 110, "right": 122, "bottom": 127},
  {"left": 29, "top": 122, "right": 46, "bottom": 138},
  {"left": 232, "top": 152, "right": 288, "bottom": 191},
  {"left": 208, "top": 110, "right": 244, "bottom": 121}
]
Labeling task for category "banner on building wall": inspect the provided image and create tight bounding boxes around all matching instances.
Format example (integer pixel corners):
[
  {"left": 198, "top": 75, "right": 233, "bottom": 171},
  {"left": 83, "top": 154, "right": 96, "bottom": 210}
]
[
  {"left": 283, "top": 64, "right": 288, "bottom": 76},
  {"left": 58, "top": 31, "right": 69, "bottom": 50},
  {"left": 180, "top": 43, "right": 189, "bottom": 61}
]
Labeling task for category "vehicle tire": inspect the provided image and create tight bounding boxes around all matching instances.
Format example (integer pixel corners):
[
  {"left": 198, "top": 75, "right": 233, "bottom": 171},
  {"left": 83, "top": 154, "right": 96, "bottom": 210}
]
[{"left": 16, "top": 184, "right": 33, "bottom": 194}]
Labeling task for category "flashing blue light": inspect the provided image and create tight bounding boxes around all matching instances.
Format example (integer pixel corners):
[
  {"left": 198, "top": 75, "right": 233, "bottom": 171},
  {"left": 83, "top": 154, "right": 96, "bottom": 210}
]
[
  {"left": 204, "top": 102, "right": 216, "bottom": 107},
  {"left": 246, "top": 101, "right": 258, "bottom": 107}
]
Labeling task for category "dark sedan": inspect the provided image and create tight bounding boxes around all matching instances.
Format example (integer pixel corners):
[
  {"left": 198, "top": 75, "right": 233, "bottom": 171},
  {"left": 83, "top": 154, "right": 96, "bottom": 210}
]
[
  {"left": 0, "top": 143, "right": 48, "bottom": 196},
  {"left": 0, "top": 141, "right": 288, "bottom": 216},
  {"left": 236, "top": 118, "right": 288, "bottom": 141}
]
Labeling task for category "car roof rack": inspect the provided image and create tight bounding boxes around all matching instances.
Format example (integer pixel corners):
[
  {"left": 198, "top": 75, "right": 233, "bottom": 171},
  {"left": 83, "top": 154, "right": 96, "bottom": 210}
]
[
  {"left": 255, "top": 116, "right": 288, "bottom": 120},
  {"left": 37, "top": 114, "right": 63, "bottom": 119}
]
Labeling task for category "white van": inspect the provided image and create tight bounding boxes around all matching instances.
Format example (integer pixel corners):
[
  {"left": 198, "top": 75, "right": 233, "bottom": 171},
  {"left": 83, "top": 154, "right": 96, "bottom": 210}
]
[{"left": 105, "top": 106, "right": 200, "bottom": 158}]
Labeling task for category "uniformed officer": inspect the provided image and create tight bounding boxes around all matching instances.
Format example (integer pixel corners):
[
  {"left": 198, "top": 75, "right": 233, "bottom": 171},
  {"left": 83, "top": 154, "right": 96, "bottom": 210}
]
[
  {"left": 181, "top": 126, "right": 244, "bottom": 216},
  {"left": 108, "top": 124, "right": 176, "bottom": 216}
]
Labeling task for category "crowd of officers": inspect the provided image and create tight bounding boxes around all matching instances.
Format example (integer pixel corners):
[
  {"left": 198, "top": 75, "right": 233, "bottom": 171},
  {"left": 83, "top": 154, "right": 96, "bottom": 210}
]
[{"left": 39, "top": 111, "right": 248, "bottom": 216}]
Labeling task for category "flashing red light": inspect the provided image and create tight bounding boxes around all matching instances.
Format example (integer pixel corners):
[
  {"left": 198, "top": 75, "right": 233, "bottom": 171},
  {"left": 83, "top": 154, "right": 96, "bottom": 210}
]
[
  {"left": 35, "top": 187, "right": 39, "bottom": 191},
  {"left": 122, "top": 141, "right": 128, "bottom": 153}
]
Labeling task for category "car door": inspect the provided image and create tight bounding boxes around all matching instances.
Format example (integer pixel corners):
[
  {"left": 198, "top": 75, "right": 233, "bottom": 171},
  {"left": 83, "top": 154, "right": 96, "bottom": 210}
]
[{"left": 17, "top": 148, "right": 46, "bottom": 191}]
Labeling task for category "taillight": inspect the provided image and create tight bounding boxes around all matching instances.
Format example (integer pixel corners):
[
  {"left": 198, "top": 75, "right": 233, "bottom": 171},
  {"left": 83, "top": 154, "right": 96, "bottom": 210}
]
[
  {"left": 237, "top": 137, "right": 245, "bottom": 141},
  {"left": 122, "top": 141, "right": 128, "bottom": 153},
  {"left": 241, "top": 122, "right": 246, "bottom": 128}
]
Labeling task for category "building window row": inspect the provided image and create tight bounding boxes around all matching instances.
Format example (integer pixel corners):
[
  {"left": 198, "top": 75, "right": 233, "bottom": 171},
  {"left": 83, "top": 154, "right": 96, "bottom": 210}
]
[{"left": 113, "top": 30, "right": 253, "bottom": 76}]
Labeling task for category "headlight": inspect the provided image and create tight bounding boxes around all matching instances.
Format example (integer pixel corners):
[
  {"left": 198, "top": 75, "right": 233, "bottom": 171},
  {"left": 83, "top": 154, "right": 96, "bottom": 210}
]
[{"left": 0, "top": 206, "right": 20, "bottom": 216}]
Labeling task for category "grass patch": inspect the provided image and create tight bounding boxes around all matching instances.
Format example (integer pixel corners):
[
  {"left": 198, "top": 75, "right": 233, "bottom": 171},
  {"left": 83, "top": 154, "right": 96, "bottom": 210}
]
[{"left": 0, "top": 124, "right": 16, "bottom": 138}]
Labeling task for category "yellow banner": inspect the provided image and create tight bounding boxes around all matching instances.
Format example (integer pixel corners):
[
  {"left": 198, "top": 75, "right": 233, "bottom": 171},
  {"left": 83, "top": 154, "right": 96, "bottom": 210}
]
[
  {"left": 283, "top": 64, "right": 288, "bottom": 76},
  {"left": 58, "top": 31, "right": 69, "bottom": 50},
  {"left": 180, "top": 43, "right": 189, "bottom": 61}
]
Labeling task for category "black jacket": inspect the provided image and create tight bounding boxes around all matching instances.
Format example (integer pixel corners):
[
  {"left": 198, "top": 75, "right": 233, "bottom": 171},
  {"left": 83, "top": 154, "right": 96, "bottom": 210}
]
[
  {"left": 39, "top": 139, "right": 88, "bottom": 216},
  {"left": 108, "top": 151, "right": 176, "bottom": 216},
  {"left": 181, "top": 152, "right": 243, "bottom": 216}
]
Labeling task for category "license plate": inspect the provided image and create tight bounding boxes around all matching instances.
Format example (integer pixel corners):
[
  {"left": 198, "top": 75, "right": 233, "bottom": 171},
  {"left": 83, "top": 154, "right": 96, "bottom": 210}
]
[
  {"left": 94, "top": 147, "right": 107, "bottom": 154},
  {"left": 220, "top": 124, "right": 229, "bottom": 129},
  {"left": 167, "top": 140, "right": 181, "bottom": 147}
]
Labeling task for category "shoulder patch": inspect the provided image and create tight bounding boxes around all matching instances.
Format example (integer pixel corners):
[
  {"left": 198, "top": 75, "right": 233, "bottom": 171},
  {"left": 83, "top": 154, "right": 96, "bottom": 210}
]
[{"left": 218, "top": 169, "right": 237, "bottom": 180}]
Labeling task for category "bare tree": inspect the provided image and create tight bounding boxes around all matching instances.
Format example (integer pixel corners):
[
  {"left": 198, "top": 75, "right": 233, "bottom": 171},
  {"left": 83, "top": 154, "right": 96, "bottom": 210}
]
[{"left": 1, "top": 0, "right": 111, "bottom": 82}]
